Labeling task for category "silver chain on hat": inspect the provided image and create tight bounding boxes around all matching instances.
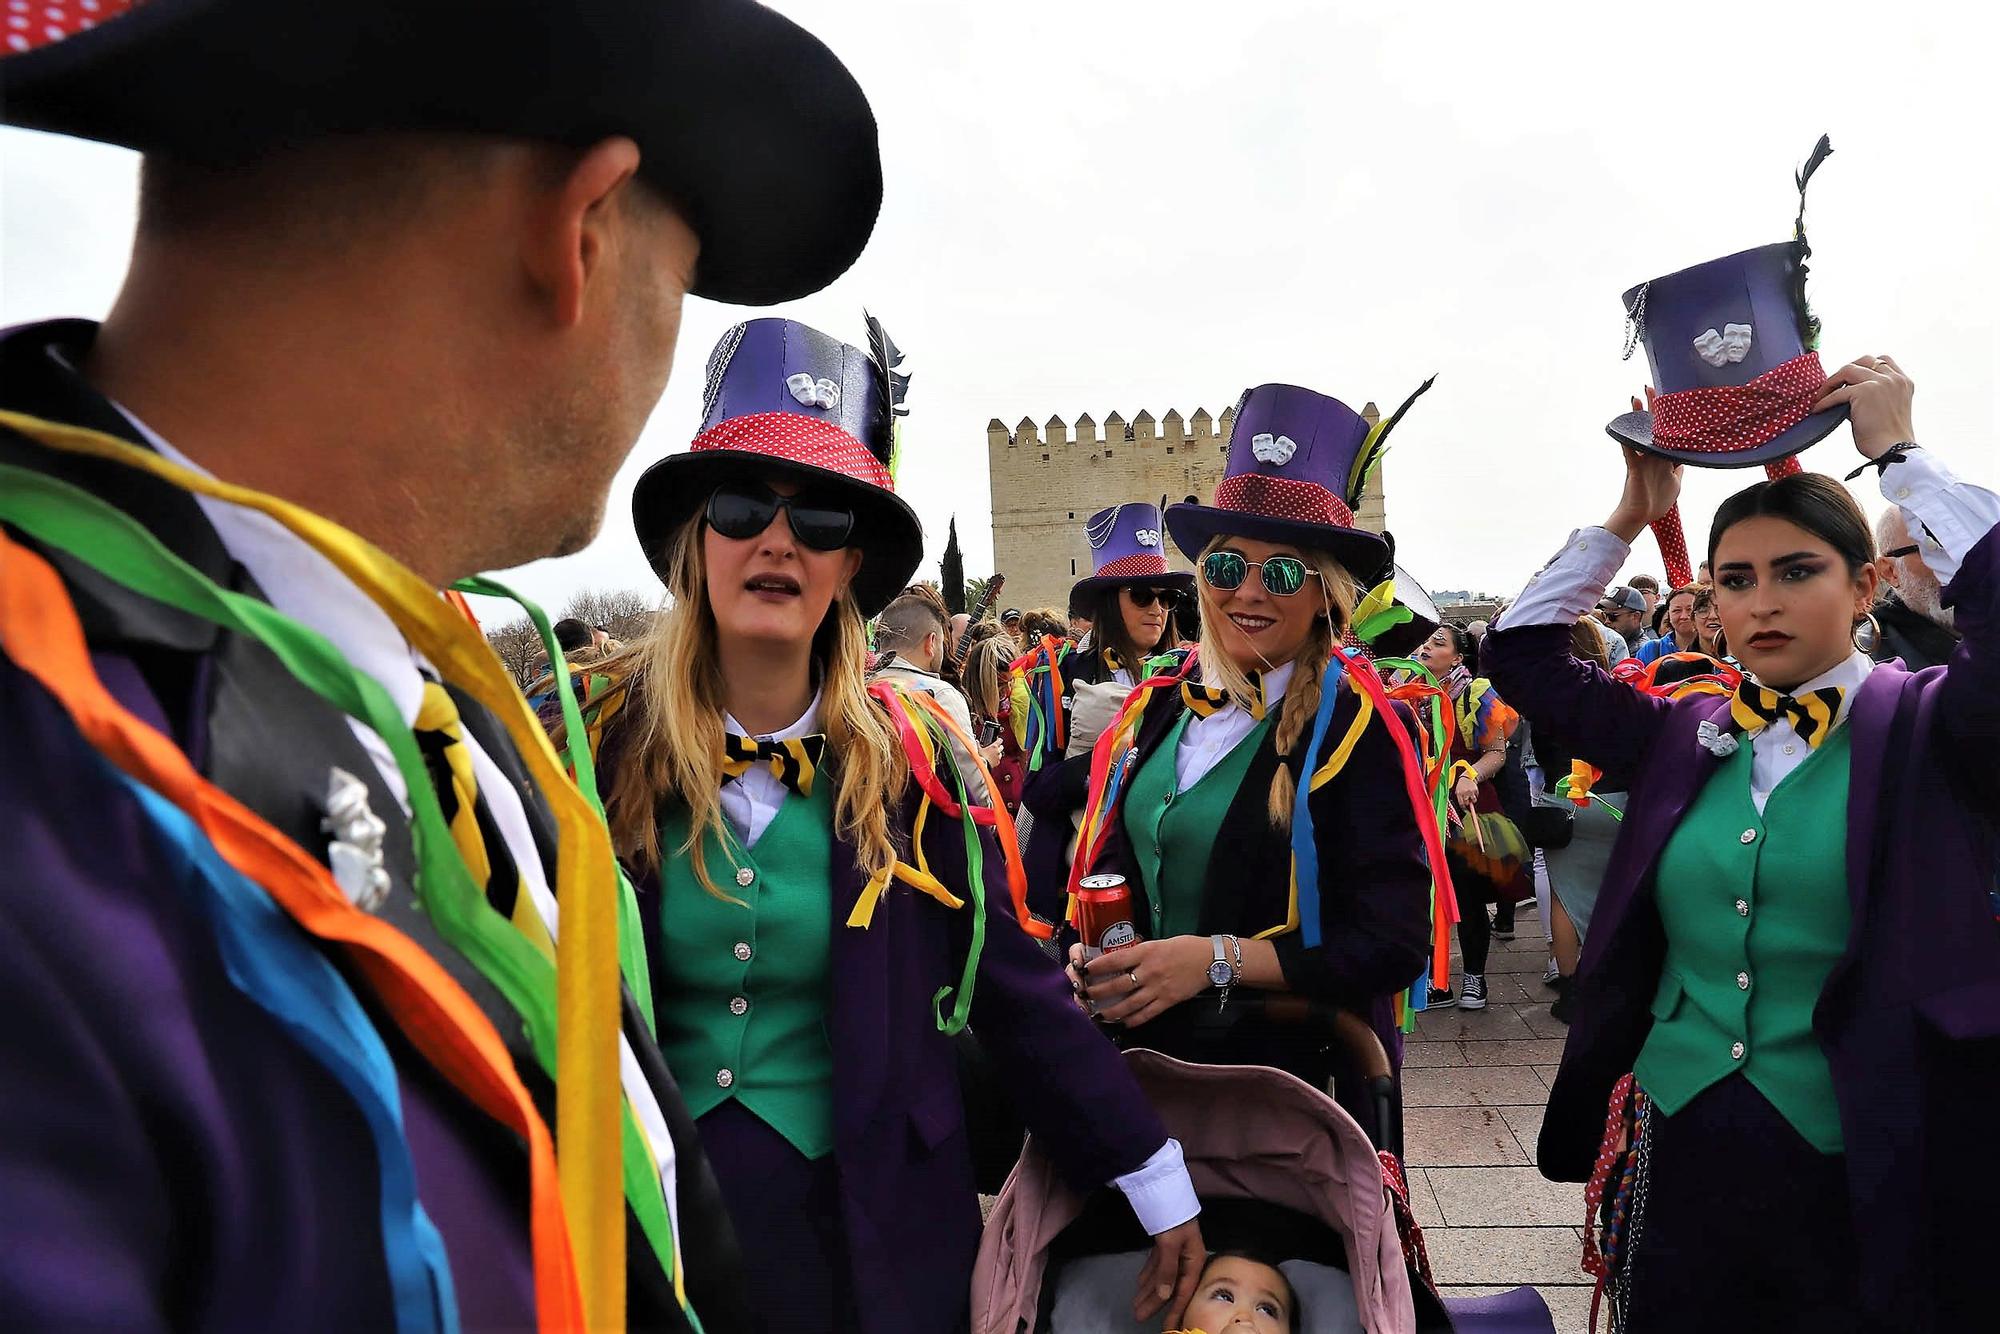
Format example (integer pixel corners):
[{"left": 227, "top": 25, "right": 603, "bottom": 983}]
[
  {"left": 1620, "top": 282, "right": 1650, "bottom": 363},
  {"left": 1085, "top": 504, "right": 1125, "bottom": 550},
  {"left": 701, "top": 323, "right": 749, "bottom": 421}
]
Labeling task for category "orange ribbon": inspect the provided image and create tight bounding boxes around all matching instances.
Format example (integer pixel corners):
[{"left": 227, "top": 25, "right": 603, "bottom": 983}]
[{"left": 0, "top": 531, "right": 584, "bottom": 1330}]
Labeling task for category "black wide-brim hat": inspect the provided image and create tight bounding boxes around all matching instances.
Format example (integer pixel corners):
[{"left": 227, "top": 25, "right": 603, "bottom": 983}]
[
  {"left": 633, "top": 315, "right": 922, "bottom": 617},
  {"left": 0, "top": 0, "right": 881, "bottom": 305}
]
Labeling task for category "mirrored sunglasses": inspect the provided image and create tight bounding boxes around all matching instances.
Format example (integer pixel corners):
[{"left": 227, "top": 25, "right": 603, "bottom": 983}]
[{"left": 1201, "top": 550, "right": 1317, "bottom": 597}]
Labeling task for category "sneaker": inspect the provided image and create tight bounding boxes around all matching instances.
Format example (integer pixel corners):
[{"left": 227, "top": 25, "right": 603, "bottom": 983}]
[
  {"left": 1460, "top": 974, "right": 1487, "bottom": 1011},
  {"left": 1542, "top": 959, "right": 1562, "bottom": 987},
  {"left": 1426, "top": 986, "right": 1457, "bottom": 1010},
  {"left": 1490, "top": 912, "right": 1516, "bottom": 940}
]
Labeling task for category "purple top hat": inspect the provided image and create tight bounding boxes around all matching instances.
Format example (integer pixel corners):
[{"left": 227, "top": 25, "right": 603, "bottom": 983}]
[
  {"left": 632, "top": 314, "right": 922, "bottom": 615},
  {"left": 1070, "top": 503, "right": 1194, "bottom": 599},
  {"left": 1165, "top": 378, "right": 1433, "bottom": 580},
  {"left": 1608, "top": 137, "right": 1845, "bottom": 468}
]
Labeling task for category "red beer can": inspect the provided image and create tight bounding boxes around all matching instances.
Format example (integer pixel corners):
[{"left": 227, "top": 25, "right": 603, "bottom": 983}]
[{"left": 1076, "top": 873, "right": 1140, "bottom": 960}]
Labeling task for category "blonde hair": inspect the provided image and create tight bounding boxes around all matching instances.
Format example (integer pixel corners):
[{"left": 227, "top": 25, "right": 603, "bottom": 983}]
[
  {"left": 961, "top": 635, "right": 1014, "bottom": 722},
  {"left": 600, "top": 516, "right": 908, "bottom": 896},
  {"left": 1195, "top": 535, "right": 1360, "bottom": 829}
]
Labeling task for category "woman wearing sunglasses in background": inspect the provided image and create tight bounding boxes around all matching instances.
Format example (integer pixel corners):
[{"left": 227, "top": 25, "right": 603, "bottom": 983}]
[
  {"left": 1067, "top": 384, "right": 1438, "bottom": 1148},
  {"left": 577, "top": 318, "right": 1206, "bottom": 1333},
  {"left": 1016, "top": 502, "right": 1194, "bottom": 923}
]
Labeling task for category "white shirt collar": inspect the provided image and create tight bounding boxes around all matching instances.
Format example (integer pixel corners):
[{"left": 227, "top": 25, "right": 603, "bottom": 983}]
[
  {"left": 1750, "top": 649, "right": 1874, "bottom": 723},
  {"left": 1257, "top": 659, "right": 1298, "bottom": 710},
  {"left": 128, "top": 412, "right": 431, "bottom": 727},
  {"left": 725, "top": 688, "right": 823, "bottom": 741}
]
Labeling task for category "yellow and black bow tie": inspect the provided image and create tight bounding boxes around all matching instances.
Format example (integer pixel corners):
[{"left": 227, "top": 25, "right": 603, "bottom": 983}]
[
  {"left": 1182, "top": 672, "right": 1266, "bottom": 721},
  {"left": 415, "top": 679, "right": 555, "bottom": 960},
  {"left": 722, "top": 732, "right": 827, "bottom": 797},
  {"left": 1728, "top": 682, "right": 1847, "bottom": 748}
]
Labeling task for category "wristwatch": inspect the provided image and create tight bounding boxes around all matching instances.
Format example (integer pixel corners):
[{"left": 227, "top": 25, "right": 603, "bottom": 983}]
[{"left": 1209, "top": 934, "right": 1242, "bottom": 1010}]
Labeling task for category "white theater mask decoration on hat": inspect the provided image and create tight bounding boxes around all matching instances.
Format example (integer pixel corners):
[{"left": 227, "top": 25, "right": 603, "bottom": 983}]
[
  {"left": 1250, "top": 432, "right": 1298, "bottom": 466},
  {"left": 1691, "top": 323, "right": 1754, "bottom": 368},
  {"left": 1135, "top": 528, "right": 1161, "bottom": 547},
  {"left": 786, "top": 372, "right": 841, "bottom": 410}
]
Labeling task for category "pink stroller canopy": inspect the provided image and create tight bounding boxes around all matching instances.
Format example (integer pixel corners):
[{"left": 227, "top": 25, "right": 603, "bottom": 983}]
[{"left": 972, "top": 1051, "right": 1416, "bottom": 1334}]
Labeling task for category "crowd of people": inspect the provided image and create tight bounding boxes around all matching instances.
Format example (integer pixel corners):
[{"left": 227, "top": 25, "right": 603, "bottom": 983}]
[{"left": 2, "top": 6, "right": 1995, "bottom": 1334}]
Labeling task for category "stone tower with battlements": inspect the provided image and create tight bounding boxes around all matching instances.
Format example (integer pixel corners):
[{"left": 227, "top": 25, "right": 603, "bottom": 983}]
[{"left": 986, "top": 401, "right": 1387, "bottom": 614}]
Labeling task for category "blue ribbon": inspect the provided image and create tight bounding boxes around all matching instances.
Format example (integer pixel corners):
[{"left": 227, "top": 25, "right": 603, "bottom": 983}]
[
  {"left": 1289, "top": 656, "right": 1350, "bottom": 949},
  {"left": 118, "top": 765, "right": 459, "bottom": 1334}
]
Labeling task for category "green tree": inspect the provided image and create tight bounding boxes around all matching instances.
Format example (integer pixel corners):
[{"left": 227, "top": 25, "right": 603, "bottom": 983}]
[{"left": 939, "top": 516, "right": 966, "bottom": 614}]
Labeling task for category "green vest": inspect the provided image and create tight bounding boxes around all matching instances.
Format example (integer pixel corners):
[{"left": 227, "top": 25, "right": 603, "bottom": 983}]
[
  {"left": 1635, "top": 724, "right": 1853, "bottom": 1152},
  {"left": 656, "top": 786, "right": 836, "bottom": 1159},
  {"left": 1124, "top": 712, "right": 1274, "bottom": 939}
]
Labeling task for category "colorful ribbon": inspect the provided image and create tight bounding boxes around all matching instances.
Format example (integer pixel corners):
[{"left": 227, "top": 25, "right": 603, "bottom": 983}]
[
  {"left": 0, "top": 529, "right": 585, "bottom": 1330},
  {"left": 0, "top": 409, "right": 627, "bottom": 1328}
]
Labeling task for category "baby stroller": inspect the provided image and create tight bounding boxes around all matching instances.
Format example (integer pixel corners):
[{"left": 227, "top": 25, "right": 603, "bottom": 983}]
[{"left": 971, "top": 1046, "right": 1553, "bottom": 1334}]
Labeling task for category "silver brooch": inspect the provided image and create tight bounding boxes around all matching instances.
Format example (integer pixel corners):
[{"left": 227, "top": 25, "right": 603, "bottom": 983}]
[
  {"left": 322, "top": 767, "right": 392, "bottom": 911},
  {"left": 1696, "top": 720, "right": 1739, "bottom": 758}
]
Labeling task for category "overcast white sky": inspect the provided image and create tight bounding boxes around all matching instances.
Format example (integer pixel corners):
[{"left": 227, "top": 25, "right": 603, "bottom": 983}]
[{"left": 5, "top": 1, "right": 1995, "bottom": 624}]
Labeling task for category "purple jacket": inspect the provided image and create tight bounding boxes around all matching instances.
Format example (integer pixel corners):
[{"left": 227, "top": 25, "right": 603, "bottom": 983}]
[
  {"left": 616, "top": 746, "right": 1173, "bottom": 1334},
  {"left": 0, "top": 320, "right": 743, "bottom": 1332},
  {"left": 1484, "top": 525, "right": 2000, "bottom": 1330}
]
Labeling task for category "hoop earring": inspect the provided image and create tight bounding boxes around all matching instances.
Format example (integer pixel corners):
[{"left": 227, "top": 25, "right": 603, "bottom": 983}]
[{"left": 1852, "top": 612, "right": 1881, "bottom": 653}]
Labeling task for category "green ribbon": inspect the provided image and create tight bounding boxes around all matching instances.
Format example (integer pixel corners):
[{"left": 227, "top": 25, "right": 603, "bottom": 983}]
[
  {"left": 0, "top": 465, "right": 682, "bottom": 1292},
  {"left": 454, "top": 576, "right": 654, "bottom": 1034}
]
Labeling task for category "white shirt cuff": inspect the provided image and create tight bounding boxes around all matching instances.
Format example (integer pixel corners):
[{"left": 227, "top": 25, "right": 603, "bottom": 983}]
[
  {"left": 1881, "top": 448, "right": 2000, "bottom": 585},
  {"left": 1496, "top": 526, "right": 1632, "bottom": 630},
  {"left": 1113, "top": 1137, "right": 1200, "bottom": 1235}
]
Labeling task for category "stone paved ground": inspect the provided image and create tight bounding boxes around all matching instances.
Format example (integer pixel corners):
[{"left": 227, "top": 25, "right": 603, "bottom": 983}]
[{"left": 1407, "top": 899, "right": 1598, "bottom": 1333}]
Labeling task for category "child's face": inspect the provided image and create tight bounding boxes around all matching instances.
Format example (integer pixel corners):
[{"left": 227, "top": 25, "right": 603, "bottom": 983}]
[{"left": 1183, "top": 1255, "right": 1292, "bottom": 1333}]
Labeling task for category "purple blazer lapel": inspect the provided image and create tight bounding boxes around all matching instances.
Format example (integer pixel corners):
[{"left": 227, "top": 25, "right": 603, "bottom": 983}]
[
  {"left": 1828, "top": 667, "right": 1903, "bottom": 993},
  {"left": 1582, "top": 692, "right": 1738, "bottom": 966},
  {"left": 828, "top": 838, "right": 891, "bottom": 1148}
]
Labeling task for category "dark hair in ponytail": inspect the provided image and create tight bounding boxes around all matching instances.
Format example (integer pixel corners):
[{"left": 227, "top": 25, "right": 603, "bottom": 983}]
[{"left": 1707, "top": 472, "right": 1875, "bottom": 576}]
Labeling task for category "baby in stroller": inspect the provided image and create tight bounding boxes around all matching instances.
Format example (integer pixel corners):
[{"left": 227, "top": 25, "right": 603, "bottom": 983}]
[
  {"left": 1168, "top": 1250, "right": 1299, "bottom": 1333},
  {"left": 972, "top": 1051, "right": 1554, "bottom": 1334}
]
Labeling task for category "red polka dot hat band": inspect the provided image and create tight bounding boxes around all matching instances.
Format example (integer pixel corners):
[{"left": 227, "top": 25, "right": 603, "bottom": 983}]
[
  {"left": 1165, "top": 379, "right": 1433, "bottom": 580},
  {"left": 631, "top": 316, "right": 923, "bottom": 616},
  {"left": 3, "top": 0, "right": 132, "bottom": 56},
  {"left": 1607, "top": 137, "right": 1846, "bottom": 471}
]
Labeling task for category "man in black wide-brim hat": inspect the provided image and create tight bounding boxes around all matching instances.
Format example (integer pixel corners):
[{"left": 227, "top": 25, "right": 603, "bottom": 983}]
[{"left": 0, "top": 2, "right": 880, "bottom": 1329}]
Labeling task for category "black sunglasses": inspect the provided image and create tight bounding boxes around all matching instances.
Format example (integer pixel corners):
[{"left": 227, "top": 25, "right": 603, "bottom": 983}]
[
  {"left": 1201, "top": 550, "right": 1319, "bottom": 597},
  {"left": 705, "top": 481, "right": 856, "bottom": 552},
  {"left": 1124, "top": 586, "right": 1184, "bottom": 609},
  {"left": 1883, "top": 544, "right": 1920, "bottom": 560}
]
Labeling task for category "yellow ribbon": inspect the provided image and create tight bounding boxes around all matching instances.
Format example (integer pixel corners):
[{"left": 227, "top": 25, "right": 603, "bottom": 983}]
[
  {"left": 847, "top": 859, "right": 968, "bottom": 928},
  {"left": 1, "top": 410, "right": 627, "bottom": 1329}
]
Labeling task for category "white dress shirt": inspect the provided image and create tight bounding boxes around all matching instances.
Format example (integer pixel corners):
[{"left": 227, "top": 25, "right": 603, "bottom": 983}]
[
  {"left": 1174, "top": 659, "right": 1295, "bottom": 790},
  {"left": 124, "top": 414, "right": 687, "bottom": 1260},
  {"left": 720, "top": 691, "right": 822, "bottom": 848},
  {"left": 1498, "top": 448, "right": 2000, "bottom": 813}
]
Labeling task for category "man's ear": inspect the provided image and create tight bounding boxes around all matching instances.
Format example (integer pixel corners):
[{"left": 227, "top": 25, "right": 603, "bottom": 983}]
[{"left": 522, "top": 136, "right": 643, "bottom": 329}]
